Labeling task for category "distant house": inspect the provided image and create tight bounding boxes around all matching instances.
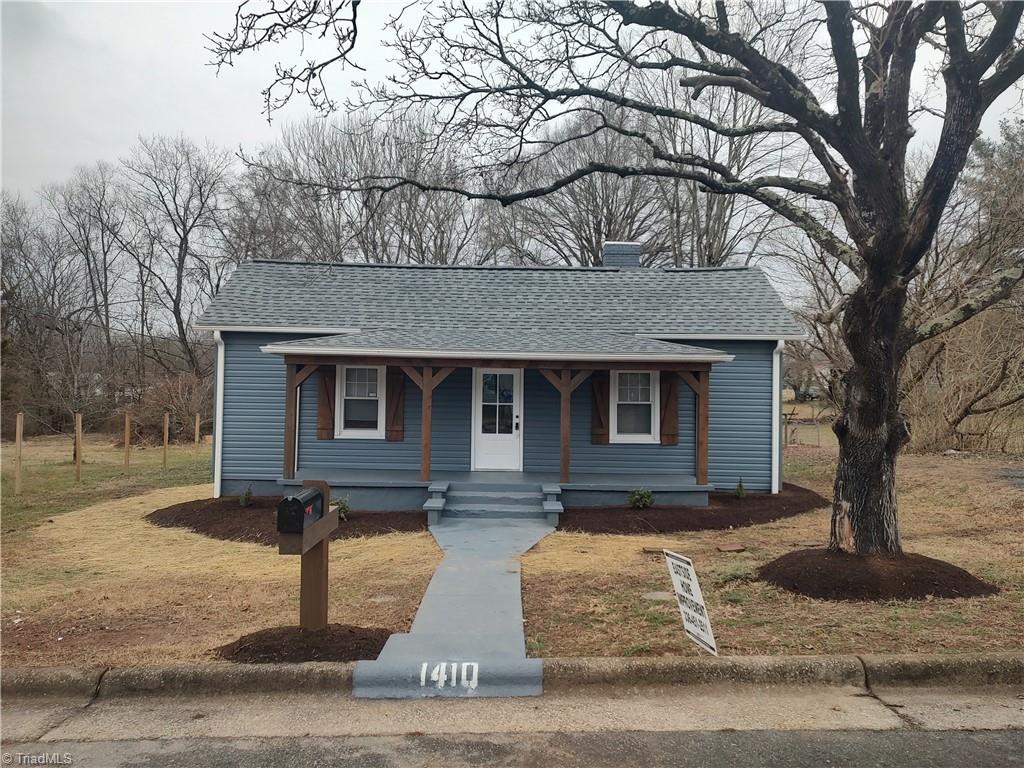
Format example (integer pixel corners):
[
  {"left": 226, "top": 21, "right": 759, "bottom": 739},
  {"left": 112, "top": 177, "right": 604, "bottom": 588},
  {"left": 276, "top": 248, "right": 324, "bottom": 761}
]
[{"left": 196, "top": 242, "right": 802, "bottom": 518}]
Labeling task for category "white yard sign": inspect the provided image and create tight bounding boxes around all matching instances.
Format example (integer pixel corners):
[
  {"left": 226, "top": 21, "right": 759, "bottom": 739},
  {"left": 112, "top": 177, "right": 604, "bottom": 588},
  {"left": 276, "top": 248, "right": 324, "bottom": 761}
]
[{"left": 664, "top": 550, "right": 718, "bottom": 656}]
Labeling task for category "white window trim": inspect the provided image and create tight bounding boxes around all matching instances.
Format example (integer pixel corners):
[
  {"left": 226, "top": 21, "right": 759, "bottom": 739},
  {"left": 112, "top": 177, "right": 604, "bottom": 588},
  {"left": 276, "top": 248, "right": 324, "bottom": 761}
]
[
  {"left": 610, "top": 369, "right": 660, "bottom": 444},
  {"left": 335, "top": 364, "right": 386, "bottom": 439}
]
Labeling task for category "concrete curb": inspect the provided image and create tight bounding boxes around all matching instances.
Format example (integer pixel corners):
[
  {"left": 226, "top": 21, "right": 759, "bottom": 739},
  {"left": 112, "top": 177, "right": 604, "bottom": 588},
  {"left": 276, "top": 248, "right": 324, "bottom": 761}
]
[
  {"left": 97, "top": 662, "right": 354, "bottom": 698},
  {"left": 0, "top": 666, "right": 105, "bottom": 700},
  {"left": 544, "top": 655, "right": 866, "bottom": 688},
  {"left": 860, "top": 653, "right": 1024, "bottom": 687},
  {"left": 2, "top": 654, "right": 1021, "bottom": 699}
]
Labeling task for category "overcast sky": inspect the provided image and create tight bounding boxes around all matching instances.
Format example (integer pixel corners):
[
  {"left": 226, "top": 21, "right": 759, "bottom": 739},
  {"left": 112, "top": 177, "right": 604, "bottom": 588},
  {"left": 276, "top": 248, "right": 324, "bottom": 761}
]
[
  {"left": 1, "top": 0, "right": 398, "bottom": 194},
  {"left": 2, "top": 1, "right": 1020, "bottom": 197}
]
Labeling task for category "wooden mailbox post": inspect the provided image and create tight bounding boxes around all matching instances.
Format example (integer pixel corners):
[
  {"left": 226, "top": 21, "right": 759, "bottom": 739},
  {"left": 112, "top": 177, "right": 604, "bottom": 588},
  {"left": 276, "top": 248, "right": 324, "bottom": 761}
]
[{"left": 277, "top": 479, "right": 338, "bottom": 630}]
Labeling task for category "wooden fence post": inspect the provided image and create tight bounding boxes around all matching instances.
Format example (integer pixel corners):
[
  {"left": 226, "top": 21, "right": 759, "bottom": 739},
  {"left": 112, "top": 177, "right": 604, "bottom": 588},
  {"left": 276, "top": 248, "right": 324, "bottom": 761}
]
[
  {"left": 163, "top": 413, "right": 170, "bottom": 471},
  {"left": 14, "top": 412, "right": 24, "bottom": 495},
  {"left": 124, "top": 412, "right": 131, "bottom": 471},
  {"left": 194, "top": 412, "right": 201, "bottom": 451},
  {"left": 74, "top": 412, "right": 83, "bottom": 483}
]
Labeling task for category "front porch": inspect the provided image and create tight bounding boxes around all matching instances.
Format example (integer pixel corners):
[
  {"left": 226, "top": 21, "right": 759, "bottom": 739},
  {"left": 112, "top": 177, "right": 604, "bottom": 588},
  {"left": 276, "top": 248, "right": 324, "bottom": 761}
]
[{"left": 262, "top": 328, "right": 734, "bottom": 513}]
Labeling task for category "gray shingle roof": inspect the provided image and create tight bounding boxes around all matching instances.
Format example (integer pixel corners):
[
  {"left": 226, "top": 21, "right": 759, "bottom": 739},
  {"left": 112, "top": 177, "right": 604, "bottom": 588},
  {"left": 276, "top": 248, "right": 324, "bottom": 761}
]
[
  {"left": 261, "top": 329, "right": 732, "bottom": 362},
  {"left": 197, "top": 260, "right": 802, "bottom": 338}
]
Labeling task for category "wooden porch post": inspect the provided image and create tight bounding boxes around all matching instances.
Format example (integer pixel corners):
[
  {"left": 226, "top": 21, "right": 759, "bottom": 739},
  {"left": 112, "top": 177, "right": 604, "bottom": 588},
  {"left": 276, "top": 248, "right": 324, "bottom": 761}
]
[
  {"left": 283, "top": 364, "right": 320, "bottom": 480},
  {"left": 402, "top": 365, "right": 456, "bottom": 481},
  {"left": 421, "top": 367, "right": 434, "bottom": 481},
  {"left": 540, "top": 369, "right": 593, "bottom": 483},
  {"left": 283, "top": 363, "right": 298, "bottom": 479},
  {"left": 679, "top": 370, "right": 710, "bottom": 486}
]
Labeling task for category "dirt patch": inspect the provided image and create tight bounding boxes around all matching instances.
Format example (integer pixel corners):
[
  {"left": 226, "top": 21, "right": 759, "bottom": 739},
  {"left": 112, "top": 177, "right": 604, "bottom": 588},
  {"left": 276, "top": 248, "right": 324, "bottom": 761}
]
[
  {"left": 758, "top": 548, "right": 1000, "bottom": 601},
  {"left": 146, "top": 496, "right": 427, "bottom": 545},
  {"left": 559, "top": 483, "right": 828, "bottom": 534},
  {"left": 213, "top": 624, "right": 392, "bottom": 663}
]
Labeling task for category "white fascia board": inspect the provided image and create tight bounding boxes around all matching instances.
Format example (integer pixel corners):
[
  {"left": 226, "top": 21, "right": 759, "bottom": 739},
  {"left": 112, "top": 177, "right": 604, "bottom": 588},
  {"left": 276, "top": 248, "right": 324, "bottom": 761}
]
[{"left": 259, "top": 344, "right": 735, "bottom": 364}]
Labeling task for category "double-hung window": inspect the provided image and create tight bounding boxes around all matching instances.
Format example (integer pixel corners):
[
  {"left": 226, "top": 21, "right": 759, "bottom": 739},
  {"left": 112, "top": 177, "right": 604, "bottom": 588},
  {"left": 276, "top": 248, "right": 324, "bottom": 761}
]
[
  {"left": 335, "top": 365, "right": 386, "bottom": 439},
  {"left": 610, "top": 370, "right": 659, "bottom": 443}
]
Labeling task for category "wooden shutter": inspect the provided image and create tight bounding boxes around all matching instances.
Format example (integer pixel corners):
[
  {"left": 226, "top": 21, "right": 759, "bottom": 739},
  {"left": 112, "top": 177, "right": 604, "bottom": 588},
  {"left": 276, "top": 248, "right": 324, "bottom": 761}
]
[
  {"left": 660, "top": 371, "right": 679, "bottom": 445},
  {"left": 316, "top": 366, "right": 336, "bottom": 439},
  {"left": 385, "top": 366, "right": 405, "bottom": 441},
  {"left": 591, "top": 370, "right": 610, "bottom": 444}
]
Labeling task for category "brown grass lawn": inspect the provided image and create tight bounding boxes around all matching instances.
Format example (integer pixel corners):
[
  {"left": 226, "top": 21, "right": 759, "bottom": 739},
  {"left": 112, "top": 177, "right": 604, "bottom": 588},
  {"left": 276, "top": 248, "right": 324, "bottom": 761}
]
[
  {"left": 1, "top": 434, "right": 211, "bottom": 539},
  {"left": 522, "top": 448, "right": 1024, "bottom": 658},
  {"left": 2, "top": 438, "right": 1021, "bottom": 667},
  {"left": 1, "top": 484, "right": 441, "bottom": 667}
]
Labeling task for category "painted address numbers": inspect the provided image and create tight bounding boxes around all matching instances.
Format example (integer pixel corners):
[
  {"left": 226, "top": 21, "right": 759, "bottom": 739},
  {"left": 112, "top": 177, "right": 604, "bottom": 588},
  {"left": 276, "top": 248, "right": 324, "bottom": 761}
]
[{"left": 419, "top": 662, "right": 479, "bottom": 690}]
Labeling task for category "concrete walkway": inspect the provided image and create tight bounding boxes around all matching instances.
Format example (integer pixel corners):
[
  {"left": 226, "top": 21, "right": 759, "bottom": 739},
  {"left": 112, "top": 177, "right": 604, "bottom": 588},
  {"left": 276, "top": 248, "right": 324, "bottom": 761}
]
[{"left": 353, "top": 518, "right": 552, "bottom": 698}]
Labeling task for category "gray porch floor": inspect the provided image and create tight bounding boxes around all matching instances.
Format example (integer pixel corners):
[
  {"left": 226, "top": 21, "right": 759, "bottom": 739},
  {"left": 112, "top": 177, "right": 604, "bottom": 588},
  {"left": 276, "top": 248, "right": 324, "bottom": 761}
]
[{"left": 287, "top": 468, "right": 710, "bottom": 491}]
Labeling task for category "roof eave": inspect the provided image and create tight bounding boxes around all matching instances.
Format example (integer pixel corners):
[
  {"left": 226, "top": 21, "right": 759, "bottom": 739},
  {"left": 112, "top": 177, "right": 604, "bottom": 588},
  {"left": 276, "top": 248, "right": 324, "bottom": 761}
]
[{"left": 259, "top": 344, "right": 735, "bottom": 364}]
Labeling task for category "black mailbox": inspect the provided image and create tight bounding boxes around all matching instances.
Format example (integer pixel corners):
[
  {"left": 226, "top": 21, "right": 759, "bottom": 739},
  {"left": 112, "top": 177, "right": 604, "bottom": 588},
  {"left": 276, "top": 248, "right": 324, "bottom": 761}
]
[{"left": 276, "top": 486, "right": 324, "bottom": 534}]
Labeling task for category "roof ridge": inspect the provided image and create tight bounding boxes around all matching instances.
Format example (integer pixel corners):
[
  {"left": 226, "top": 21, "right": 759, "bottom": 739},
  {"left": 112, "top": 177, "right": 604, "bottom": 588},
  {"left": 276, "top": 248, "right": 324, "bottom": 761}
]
[
  {"left": 247, "top": 258, "right": 753, "bottom": 273},
  {"left": 249, "top": 259, "right": 621, "bottom": 272}
]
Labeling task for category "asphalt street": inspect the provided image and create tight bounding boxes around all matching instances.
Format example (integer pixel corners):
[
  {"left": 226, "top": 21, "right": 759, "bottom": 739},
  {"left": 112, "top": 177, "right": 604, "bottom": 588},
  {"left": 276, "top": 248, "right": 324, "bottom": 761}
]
[
  {"left": 3, "top": 730, "right": 1023, "bottom": 768},
  {"left": 4, "top": 683, "right": 1021, "bottom": 767}
]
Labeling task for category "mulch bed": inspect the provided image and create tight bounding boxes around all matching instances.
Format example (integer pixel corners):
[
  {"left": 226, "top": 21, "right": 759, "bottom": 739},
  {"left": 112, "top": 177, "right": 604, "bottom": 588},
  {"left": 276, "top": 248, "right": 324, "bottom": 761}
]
[
  {"left": 559, "top": 482, "right": 828, "bottom": 534},
  {"left": 213, "top": 624, "right": 391, "bottom": 663},
  {"left": 758, "top": 548, "right": 1000, "bottom": 601},
  {"left": 146, "top": 496, "right": 426, "bottom": 545}
]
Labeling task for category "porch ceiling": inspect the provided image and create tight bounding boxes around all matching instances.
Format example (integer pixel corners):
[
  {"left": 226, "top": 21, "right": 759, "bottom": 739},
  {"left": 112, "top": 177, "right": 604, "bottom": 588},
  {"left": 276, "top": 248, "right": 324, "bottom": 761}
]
[{"left": 260, "top": 327, "right": 733, "bottom": 364}]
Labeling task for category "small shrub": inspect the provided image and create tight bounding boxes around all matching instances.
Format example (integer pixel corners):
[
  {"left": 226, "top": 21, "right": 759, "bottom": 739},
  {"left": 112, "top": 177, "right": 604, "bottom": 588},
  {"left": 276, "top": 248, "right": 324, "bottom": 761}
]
[
  {"left": 239, "top": 485, "right": 253, "bottom": 508},
  {"left": 735, "top": 478, "right": 746, "bottom": 499},
  {"left": 332, "top": 495, "right": 351, "bottom": 521},
  {"left": 628, "top": 488, "right": 655, "bottom": 509}
]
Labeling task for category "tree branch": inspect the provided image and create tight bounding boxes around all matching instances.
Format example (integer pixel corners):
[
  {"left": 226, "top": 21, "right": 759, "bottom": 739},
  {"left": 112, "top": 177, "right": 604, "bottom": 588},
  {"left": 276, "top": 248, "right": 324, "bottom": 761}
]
[{"left": 909, "top": 262, "right": 1024, "bottom": 346}]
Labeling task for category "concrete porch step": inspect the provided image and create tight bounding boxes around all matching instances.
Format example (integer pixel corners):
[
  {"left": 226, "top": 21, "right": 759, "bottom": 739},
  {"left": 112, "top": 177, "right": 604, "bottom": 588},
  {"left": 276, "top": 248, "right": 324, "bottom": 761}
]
[
  {"left": 445, "top": 490, "right": 544, "bottom": 506},
  {"left": 446, "top": 481, "right": 544, "bottom": 493},
  {"left": 443, "top": 505, "right": 546, "bottom": 519}
]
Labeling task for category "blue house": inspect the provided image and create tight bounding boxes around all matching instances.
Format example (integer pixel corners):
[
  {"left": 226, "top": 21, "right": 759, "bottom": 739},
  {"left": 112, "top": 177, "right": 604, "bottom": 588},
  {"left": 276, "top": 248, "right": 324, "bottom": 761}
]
[{"left": 196, "top": 242, "right": 802, "bottom": 519}]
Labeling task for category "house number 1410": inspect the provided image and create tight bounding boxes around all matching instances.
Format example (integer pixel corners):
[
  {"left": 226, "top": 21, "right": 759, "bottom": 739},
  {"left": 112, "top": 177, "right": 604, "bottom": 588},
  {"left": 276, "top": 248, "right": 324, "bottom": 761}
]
[{"left": 420, "top": 662, "right": 479, "bottom": 690}]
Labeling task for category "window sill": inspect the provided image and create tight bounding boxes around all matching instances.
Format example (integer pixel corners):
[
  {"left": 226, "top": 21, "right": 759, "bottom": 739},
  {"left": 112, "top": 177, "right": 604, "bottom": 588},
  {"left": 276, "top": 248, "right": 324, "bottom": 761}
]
[
  {"left": 334, "top": 431, "right": 386, "bottom": 440},
  {"left": 609, "top": 434, "right": 660, "bottom": 445}
]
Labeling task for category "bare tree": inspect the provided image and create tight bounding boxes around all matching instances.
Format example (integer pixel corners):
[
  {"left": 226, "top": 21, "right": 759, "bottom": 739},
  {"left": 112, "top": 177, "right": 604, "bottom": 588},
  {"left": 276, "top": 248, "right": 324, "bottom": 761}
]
[
  {"left": 118, "top": 135, "right": 234, "bottom": 377},
  {"left": 247, "top": 114, "right": 493, "bottom": 264},
  {"left": 213, "top": 0, "right": 1024, "bottom": 556}
]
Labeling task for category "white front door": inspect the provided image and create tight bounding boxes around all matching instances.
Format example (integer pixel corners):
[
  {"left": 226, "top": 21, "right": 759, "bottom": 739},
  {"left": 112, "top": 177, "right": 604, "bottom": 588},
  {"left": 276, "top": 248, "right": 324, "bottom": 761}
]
[{"left": 472, "top": 368, "right": 523, "bottom": 471}]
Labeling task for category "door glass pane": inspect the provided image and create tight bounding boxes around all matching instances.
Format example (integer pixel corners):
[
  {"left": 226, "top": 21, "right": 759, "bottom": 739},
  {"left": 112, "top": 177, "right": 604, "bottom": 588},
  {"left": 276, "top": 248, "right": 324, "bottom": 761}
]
[
  {"left": 481, "top": 404, "right": 497, "bottom": 433},
  {"left": 498, "top": 404, "right": 513, "bottom": 434},
  {"left": 482, "top": 374, "right": 497, "bottom": 404},
  {"left": 344, "top": 398, "right": 378, "bottom": 430},
  {"left": 617, "top": 403, "right": 652, "bottom": 434},
  {"left": 498, "top": 374, "right": 514, "bottom": 403}
]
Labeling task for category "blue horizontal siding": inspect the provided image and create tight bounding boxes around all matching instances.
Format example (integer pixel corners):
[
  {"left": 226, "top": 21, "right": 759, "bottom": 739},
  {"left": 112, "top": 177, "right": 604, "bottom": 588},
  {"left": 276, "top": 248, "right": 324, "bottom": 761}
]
[
  {"left": 706, "top": 341, "right": 774, "bottom": 491},
  {"left": 221, "top": 332, "right": 301, "bottom": 481},
  {"left": 220, "top": 333, "right": 775, "bottom": 491},
  {"left": 522, "top": 370, "right": 696, "bottom": 476},
  {"left": 298, "top": 368, "right": 471, "bottom": 473}
]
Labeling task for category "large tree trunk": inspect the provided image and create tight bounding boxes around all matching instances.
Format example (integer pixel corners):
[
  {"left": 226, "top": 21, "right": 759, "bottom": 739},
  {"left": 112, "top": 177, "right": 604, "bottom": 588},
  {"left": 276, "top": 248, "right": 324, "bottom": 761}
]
[{"left": 830, "top": 279, "right": 911, "bottom": 555}]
